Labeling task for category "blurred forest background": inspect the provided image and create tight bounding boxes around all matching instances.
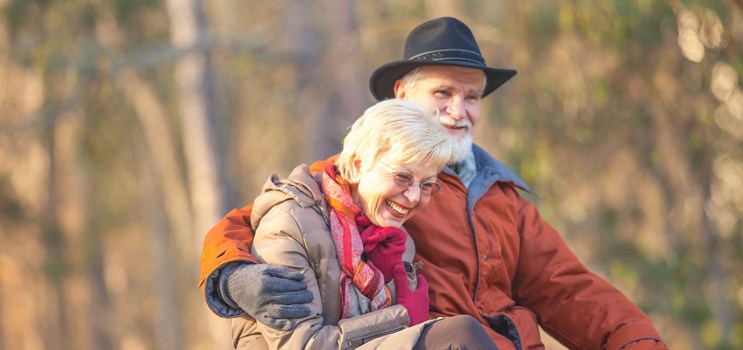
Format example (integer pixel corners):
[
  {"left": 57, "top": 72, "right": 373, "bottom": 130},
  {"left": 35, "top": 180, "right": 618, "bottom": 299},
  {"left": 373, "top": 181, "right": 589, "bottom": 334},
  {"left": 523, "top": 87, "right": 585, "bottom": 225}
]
[{"left": 0, "top": 0, "right": 742, "bottom": 349}]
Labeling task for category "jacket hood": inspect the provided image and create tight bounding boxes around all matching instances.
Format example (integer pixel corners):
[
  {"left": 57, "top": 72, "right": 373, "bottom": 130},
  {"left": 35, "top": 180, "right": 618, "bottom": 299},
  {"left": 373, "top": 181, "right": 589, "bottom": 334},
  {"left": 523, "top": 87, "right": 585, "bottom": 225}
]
[{"left": 250, "top": 164, "right": 329, "bottom": 229}]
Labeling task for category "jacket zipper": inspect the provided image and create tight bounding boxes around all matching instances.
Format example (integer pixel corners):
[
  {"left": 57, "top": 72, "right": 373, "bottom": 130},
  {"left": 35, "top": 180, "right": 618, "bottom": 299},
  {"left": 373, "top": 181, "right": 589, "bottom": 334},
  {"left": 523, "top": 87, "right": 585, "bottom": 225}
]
[{"left": 469, "top": 207, "right": 480, "bottom": 302}]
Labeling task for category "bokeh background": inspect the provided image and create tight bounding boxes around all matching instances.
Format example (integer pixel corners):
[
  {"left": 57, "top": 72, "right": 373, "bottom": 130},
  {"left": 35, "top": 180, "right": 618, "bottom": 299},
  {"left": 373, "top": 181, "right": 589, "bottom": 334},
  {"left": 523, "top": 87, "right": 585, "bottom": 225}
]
[{"left": 1, "top": 0, "right": 742, "bottom": 349}]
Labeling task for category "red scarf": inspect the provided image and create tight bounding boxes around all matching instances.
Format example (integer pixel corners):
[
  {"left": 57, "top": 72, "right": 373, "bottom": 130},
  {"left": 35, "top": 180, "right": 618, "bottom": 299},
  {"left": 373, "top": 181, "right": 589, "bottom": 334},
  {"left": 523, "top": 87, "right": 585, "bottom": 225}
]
[{"left": 320, "top": 164, "right": 391, "bottom": 318}]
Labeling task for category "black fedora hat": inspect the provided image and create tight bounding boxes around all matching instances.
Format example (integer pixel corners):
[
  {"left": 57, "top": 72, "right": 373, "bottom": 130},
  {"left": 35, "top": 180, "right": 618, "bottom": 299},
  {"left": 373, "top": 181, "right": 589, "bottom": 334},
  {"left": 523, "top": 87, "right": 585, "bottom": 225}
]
[{"left": 369, "top": 17, "right": 517, "bottom": 101}]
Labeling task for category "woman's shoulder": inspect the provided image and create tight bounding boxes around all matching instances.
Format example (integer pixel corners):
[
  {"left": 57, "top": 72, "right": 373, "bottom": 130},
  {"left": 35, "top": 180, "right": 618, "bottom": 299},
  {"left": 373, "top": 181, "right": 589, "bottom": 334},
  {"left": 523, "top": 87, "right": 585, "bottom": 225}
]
[
  {"left": 254, "top": 199, "right": 327, "bottom": 239},
  {"left": 251, "top": 180, "right": 336, "bottom": 263},
  {"left": 251, "top": 164, "right": 330, "bottom": 240},
  {"left": 252, "top": 165, "right": 327, "bottom": 222}
]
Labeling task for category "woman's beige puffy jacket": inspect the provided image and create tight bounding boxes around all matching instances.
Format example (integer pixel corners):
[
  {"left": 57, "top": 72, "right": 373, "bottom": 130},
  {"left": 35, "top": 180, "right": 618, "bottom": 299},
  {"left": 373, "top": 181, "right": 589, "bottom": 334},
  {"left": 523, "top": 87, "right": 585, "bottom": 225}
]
[{"left": 232, "top": 164, "right": 431, "bottom": 350}]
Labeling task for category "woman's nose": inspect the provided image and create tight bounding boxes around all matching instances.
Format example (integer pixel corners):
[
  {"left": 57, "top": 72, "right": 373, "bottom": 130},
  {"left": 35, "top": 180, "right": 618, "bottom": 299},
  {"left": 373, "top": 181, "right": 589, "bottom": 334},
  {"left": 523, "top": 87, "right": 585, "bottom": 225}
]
[{"left": 403, "top": 184, "right": 421, "bottom": 205}]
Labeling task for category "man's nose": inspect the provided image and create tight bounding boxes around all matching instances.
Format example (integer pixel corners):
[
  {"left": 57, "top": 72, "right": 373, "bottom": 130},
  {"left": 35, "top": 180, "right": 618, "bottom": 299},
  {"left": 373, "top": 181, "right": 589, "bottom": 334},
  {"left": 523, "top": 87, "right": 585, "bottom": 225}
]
[{"left": 445, "top": 97, "right": 466, "bottom": 120}]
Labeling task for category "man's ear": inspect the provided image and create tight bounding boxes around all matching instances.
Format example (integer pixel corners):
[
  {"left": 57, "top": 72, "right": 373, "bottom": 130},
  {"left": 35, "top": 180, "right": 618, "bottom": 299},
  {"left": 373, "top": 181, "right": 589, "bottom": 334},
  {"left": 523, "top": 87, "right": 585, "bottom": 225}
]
[{"left": 393, "top": 80, "right": 406, "bottom": 99}]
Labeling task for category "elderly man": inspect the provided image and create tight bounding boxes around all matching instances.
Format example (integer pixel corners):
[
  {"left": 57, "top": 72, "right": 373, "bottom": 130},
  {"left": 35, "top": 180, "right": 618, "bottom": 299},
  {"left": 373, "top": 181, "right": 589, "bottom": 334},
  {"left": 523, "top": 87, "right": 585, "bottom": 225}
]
[{"left": 200, "top": 17, "right": 667, "bottom": 350}]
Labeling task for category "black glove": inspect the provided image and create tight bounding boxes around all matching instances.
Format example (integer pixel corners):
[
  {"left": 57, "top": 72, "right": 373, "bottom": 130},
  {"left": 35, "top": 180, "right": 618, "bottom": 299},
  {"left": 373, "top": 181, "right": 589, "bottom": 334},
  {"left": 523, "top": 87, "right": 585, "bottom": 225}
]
[{"left": 225, "top": 263, "right": 313, "bottom": 330}]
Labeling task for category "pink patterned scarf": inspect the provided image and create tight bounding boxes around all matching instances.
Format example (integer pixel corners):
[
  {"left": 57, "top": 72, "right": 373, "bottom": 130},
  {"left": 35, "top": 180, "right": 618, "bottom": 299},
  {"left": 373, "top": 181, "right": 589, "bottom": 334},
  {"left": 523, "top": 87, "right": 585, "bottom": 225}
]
[{"left": 321, "top": 164, "right": 391, "bottom": 318}]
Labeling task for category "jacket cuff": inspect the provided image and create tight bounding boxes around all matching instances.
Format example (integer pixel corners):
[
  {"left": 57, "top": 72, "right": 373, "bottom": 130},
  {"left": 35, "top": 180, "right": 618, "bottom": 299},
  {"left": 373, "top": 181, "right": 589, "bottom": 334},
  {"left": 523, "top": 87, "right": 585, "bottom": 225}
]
[
  {"left": 617, "top": 339, "right": 669, "bottom": 350},
  {"left": 205, "top": 262, "right": 251, "bottom": 318},
  {"left": 604, "top": 322, "right": 665, "bottom": 350},
  {"left": 484, "top": 313, "right": 523, "bottom": 350}
]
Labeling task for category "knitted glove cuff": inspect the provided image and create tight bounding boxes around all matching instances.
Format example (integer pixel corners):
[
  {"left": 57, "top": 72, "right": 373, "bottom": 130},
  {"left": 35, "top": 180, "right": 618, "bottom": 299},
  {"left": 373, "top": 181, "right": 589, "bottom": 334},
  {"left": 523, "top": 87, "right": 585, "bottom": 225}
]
[{"left": 218, "top": 261, "right": 251, "bottom": 310}]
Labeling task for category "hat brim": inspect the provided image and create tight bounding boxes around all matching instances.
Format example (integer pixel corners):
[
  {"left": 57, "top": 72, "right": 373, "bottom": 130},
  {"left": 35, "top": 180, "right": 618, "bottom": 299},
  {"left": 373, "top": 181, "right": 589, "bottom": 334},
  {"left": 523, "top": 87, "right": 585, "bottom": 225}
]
[{"left": 369, "top": 60, "right": 517, "bottom": 101}]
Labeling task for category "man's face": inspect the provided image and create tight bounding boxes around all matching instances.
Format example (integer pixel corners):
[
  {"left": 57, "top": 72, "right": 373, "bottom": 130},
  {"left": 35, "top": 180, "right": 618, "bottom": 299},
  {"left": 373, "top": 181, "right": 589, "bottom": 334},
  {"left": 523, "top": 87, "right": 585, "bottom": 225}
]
[{"left": 394, "top": 65, "right": 484, "bottom": 145}]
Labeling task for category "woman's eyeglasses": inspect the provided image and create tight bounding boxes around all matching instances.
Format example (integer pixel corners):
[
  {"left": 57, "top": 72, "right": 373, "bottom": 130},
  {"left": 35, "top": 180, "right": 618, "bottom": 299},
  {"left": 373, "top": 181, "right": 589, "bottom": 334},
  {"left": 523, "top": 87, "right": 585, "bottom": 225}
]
[{"left": 377, "top": 161, "right": 443, "bottom": 196}]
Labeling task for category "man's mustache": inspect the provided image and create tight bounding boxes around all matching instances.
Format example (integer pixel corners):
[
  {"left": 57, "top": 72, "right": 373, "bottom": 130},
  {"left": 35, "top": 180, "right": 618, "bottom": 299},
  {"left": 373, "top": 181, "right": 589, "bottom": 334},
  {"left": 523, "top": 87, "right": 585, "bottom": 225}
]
[{"left": 438, "top": 115, "right": 472, "bottom": 129}]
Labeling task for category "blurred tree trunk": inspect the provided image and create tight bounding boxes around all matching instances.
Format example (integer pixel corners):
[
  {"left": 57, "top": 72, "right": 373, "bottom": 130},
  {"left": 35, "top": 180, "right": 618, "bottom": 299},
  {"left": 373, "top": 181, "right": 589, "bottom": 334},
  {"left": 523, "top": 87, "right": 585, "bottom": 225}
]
[
  {"left": 96, "top": 1, "right": 197, "bottom": 345},
  {"left": 118, "top": 70, "right": 188, "bottom": 350},
  {"left": 295, "top": 0, "right": 366, "bottom": 161},
  {"left": 117, "top": 70, "right": 193, "bottom": 263},
  {"left": 54, "top": 87, "right": 110, "bottom": 350},
  {"left": 323, "top": 0, "right": 366, "bottom": 151},
  {"left": 140, "top": 152, "right": 181, "bottom": 350},
  {"left": 165, "top": 0, "right": 226, "bottom": 249},
  {"left": 164, "top": 0, "right": 231, "bottom": 348},
  {"left": 41, "top": 71, "right": 68, "bottom": 349},
  {"left": 81, "top": 185, "right": 113, "bottom": 350},
  {"left": 287, "top": 1, "right": 327, "bottom": 160},
  {"left": 702, "top": 195, "right": 734, "bottom": 347}
]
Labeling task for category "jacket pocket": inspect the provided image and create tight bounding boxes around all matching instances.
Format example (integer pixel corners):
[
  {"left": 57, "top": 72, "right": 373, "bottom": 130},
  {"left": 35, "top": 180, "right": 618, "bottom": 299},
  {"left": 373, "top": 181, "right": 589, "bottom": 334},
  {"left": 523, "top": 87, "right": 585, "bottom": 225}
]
[{"left": 338, "top": 304, "right": 409, "bottom": 349}]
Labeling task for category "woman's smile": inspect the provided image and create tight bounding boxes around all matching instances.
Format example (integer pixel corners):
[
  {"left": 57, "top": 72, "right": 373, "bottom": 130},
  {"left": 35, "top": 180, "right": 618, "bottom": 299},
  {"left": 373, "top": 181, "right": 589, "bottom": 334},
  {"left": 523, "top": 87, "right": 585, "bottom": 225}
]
[{"left": 385, "top": 199, "right": 412, "bottom": 218}]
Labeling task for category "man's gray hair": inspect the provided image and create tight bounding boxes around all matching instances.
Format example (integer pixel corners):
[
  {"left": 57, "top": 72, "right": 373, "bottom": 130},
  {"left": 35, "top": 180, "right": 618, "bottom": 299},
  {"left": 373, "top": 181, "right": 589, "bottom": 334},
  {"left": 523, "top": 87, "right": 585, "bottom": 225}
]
[{"left": 399, "top": 66, "right": 488, "bottom": 95}]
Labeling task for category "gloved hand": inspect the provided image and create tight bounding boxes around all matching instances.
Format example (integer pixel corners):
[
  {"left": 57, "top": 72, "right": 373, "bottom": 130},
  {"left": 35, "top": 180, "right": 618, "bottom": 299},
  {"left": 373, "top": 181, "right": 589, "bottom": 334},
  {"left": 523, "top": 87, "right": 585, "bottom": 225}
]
[
  {"left": 361, "top": 226, "right": 407, "bottom": 282},
  {"left": 392, "top": 264, "right": 429, "bottom": 326},
  {"left": 227, "top": 263, "right": 313, "bottom": 331}
]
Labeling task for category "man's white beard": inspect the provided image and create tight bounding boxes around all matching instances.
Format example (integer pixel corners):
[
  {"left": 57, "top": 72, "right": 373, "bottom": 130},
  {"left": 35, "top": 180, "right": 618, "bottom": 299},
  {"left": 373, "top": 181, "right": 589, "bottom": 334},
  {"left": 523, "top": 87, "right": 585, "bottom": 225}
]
[
  {"left": 450, "top": 133, "right": 477, "bottom": 187},
  {"left": 437, "top": 114, "right": 474, "bottom": 163},
  {"left": 453, "top": 133, "right": 473, "bottom": 163}
]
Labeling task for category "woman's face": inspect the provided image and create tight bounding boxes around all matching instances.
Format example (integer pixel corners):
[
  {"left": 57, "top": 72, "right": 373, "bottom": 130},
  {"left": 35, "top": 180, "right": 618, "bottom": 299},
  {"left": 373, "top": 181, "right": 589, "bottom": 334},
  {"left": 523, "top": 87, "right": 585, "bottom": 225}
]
[{"left": 352, "top": 158, "right": 440, "bottom": 228}]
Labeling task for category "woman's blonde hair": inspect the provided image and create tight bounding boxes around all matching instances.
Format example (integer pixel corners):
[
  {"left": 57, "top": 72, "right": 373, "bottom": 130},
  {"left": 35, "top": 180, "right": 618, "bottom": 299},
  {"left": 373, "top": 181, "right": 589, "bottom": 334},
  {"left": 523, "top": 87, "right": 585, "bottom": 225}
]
[{"left": 337, "top": 99, "right": 458, "bottom": 183}]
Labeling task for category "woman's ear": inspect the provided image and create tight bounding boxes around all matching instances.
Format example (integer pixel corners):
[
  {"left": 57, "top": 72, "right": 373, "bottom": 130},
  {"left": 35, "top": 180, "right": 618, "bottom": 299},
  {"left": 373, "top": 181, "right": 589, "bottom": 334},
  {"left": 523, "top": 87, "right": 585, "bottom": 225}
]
[{"left": 349, "top": 157, "right": 362, "bottom": 183}]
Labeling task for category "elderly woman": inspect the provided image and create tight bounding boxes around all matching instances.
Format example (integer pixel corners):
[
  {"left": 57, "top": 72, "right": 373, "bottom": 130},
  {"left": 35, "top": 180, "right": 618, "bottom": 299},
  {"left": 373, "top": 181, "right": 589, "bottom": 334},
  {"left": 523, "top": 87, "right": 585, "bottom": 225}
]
[{"left": 231, "top": 99, "right": 497, "bottom": 349}]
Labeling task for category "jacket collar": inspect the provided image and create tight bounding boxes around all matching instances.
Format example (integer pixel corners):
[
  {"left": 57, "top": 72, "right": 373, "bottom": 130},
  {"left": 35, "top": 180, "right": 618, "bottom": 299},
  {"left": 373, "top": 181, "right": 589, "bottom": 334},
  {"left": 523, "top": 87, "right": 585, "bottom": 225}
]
[
  {"left": 473, "top": 144, "right": 531, "bottom": 192},
  {"left": 443, "top": 144, "right": 531, "bottom": 192},
  {"left": 442, "top": 144, "right": 531, "bottom": 214}
]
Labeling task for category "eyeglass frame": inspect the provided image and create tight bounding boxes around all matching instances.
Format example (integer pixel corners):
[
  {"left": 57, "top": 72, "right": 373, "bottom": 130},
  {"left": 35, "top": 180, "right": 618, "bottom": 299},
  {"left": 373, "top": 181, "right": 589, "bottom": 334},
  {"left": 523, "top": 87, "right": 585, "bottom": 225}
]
[{"left": 376, "top": 160, "right": 443, "bottom": 196}]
